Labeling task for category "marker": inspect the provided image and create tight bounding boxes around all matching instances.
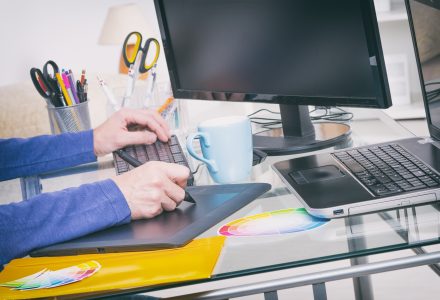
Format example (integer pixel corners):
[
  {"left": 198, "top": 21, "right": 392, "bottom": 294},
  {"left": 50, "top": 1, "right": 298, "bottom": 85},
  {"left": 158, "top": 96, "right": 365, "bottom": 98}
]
[
  {"left": 55, "top": 73, "right": 73, "bottom": 106},
  {"left": 68, "top": 70, "right": 80, "bottom": 104},
  {"left": 62, "top": 72, "right": 77, "bottom": 104},
  {"left": 157, "top": 97, "right": 174, "bottom": 114}
]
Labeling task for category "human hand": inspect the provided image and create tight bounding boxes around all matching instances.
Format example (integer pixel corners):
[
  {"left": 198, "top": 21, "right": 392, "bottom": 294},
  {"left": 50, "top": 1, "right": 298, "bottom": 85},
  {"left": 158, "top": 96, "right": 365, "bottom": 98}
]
[
  {"left": 112, "top": 161, "right": 190, "bottom": 220},
  {"left": 93, "top": 108, "right": 171, "bottom": 156}
]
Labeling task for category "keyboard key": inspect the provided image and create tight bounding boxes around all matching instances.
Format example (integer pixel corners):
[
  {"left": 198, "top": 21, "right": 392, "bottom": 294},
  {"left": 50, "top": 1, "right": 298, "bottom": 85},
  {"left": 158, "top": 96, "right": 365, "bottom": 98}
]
[
  {"left": 412, "top": 170, "right": 425, "bottom": 177},
  {"left": 343, "top": 161, "right": 365, "bottom": 173},
  {"left": 113, "top": 135, "right": 194, "bottom": 185}
]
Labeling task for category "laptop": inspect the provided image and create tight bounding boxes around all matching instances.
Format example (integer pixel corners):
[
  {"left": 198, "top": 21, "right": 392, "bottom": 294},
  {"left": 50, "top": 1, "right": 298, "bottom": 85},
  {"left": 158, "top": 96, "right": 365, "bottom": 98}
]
[{"left": 273, "top": 0, "right": 440, "bottom": 218}]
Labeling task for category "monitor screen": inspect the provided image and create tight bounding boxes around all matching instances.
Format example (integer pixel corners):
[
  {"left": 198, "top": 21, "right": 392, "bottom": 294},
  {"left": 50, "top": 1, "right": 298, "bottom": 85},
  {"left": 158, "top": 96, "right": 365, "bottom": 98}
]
[
  {"left": 155, "top": 0, "right": 391, "bottom": 108},
  {"left": 407, "top": 0, "right": 440, "bottom": 134}
]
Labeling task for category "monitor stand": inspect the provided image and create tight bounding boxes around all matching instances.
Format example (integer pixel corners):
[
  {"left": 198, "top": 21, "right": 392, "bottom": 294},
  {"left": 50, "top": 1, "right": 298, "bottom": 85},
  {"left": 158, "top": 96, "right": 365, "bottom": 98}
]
[{"left": 252, "top": 104, "right": 351, "bottom": 156}]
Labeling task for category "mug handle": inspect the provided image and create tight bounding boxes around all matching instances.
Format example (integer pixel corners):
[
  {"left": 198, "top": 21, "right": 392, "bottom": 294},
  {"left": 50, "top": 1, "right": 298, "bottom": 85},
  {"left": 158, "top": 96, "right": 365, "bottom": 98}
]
[{"left": 186, "top": 132, "right": 219, "bottom": 172}]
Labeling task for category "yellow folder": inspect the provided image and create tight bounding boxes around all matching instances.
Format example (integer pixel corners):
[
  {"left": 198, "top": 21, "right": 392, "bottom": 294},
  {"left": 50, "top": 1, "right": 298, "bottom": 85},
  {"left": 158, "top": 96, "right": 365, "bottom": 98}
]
[{"left": 0, "top": 236, "right": 225, "bottom": 300}]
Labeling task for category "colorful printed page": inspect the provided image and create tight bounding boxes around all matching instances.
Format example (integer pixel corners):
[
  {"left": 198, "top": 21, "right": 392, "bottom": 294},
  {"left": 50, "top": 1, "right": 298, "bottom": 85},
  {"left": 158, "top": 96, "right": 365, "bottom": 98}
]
[
  {"left": 0, "top": 236, "right": 225, "bottom": 299},
  {"left": 1, "top": 261, "right": 100, "bottom": 290},
  {"left": 218, "top": 208, "right": 329, "bottom": 237}
]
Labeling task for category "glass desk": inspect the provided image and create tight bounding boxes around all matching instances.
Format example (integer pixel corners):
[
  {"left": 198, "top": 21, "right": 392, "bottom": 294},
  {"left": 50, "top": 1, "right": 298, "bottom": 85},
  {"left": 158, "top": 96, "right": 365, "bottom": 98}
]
[{"left": 2, "top": 107, "right": 440, "bottom": 300}]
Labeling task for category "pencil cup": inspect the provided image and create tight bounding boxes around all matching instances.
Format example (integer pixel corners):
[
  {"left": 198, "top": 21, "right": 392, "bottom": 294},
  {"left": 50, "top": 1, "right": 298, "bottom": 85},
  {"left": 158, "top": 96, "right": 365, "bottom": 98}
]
[{"left": 47, "top": 101, "right": 92, "bottom": 134}]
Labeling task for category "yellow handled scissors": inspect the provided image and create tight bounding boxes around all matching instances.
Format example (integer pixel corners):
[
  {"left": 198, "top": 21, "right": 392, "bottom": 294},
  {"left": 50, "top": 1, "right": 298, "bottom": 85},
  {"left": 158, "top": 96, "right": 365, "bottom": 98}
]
[{"left": 122, "top": 31, "right": 160, "bottom": 73}]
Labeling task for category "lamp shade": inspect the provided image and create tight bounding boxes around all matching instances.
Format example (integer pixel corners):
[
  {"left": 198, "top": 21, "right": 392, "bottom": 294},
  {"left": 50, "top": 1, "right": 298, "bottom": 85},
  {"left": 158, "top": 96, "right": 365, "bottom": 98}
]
[{"left": 99, "top": 3, "right": 154, "bottom": 45}]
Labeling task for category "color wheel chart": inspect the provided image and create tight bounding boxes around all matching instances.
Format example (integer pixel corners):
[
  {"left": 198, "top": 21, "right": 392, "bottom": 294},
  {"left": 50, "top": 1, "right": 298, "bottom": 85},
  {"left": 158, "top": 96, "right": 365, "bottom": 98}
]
[
  {"left": 0, "top": 260, "right": 101, "bottom": 290},
  {"left": 218, "top": 208, "right": 329, "bottom": 237}
]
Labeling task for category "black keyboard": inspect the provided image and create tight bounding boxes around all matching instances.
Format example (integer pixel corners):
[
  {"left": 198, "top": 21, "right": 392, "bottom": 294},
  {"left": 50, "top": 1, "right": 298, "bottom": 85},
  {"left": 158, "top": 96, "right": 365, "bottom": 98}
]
[
  {"left": 334, "top": 144, "right": 440, "bottom": 197},
  {"left": 113, "top": 135, "right": 194, "bottom": 186}
]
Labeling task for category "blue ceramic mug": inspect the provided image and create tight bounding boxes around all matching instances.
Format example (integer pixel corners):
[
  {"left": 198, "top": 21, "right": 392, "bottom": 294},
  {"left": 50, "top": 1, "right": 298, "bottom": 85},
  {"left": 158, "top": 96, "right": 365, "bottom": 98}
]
[{"left": 186, "top": 116, "right": 253, "bottom": 183}]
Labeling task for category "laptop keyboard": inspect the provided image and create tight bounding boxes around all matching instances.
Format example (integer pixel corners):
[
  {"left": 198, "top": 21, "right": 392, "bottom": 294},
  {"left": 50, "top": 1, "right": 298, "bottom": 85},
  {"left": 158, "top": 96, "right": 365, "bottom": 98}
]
[
  {"left": 334, "top": 144, "right": 440, "bottom": 197},
  {"left": 113, "top": 135, "right": 194, "bottom": 186}
]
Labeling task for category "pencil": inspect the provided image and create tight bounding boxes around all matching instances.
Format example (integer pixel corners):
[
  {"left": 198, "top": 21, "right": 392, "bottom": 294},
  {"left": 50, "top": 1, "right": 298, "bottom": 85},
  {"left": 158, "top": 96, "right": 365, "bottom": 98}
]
[{"left": 55, "top": 73, "right": 73, "bottom": 106}]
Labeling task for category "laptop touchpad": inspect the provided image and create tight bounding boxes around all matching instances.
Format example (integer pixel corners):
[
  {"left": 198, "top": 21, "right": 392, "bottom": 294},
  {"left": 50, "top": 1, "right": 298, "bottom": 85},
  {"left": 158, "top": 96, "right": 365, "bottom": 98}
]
[{"left": 289, "top": 165, "right": 345, "bottom": 184}]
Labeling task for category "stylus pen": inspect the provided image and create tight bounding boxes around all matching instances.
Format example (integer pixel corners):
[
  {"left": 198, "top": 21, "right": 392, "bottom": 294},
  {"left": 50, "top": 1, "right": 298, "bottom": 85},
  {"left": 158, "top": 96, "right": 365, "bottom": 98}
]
[{"left": 115, "top": 149, "right": 196, "bottom": 204}]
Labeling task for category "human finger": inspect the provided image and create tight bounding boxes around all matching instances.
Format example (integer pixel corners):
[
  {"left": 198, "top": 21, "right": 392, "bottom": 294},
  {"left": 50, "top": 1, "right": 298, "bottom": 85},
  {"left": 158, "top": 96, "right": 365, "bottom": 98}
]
[
  {"left": 119, "top": 130, "right": 157, "bottom": 146},
  {"left": 161, "top": 194, "right": 178, "bottom": 211},
  {"left": 123, "top": 109, "right": 170, "bottom": 141},
  {"left": 162, "top": 177, "right": 186, "bottom": 205},
  {"left": 158, "top": 162, "right": 190, "bottom": 187}
]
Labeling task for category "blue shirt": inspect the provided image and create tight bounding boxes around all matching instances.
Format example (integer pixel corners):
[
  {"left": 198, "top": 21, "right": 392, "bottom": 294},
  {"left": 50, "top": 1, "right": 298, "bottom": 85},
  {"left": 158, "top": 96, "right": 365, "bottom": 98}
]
[{"left": 0, "top": 130, "right": 131, "bottom": 267}]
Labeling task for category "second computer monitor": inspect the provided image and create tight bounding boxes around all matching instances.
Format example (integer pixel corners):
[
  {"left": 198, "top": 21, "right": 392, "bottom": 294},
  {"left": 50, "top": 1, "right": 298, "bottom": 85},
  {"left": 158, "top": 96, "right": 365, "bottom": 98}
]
[{"left": 155, "top": 0, "right": 392, "bottom": 155}]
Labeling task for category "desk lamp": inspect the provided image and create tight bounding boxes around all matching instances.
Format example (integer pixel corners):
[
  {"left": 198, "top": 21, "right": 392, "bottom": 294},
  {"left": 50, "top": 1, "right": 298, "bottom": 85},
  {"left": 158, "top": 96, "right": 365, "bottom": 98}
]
[{"left": 99, "top": 3, "right": 154, "bottom": 79}]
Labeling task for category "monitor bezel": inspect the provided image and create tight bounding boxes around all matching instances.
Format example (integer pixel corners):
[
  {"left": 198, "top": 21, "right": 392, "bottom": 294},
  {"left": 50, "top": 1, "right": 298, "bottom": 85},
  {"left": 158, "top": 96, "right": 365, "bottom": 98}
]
[
  {"left": 154, "top": 0, "right": 392, "bottom": 109},
  {"left": 406, "top": 0, "right": 440, "bottom": 140}
]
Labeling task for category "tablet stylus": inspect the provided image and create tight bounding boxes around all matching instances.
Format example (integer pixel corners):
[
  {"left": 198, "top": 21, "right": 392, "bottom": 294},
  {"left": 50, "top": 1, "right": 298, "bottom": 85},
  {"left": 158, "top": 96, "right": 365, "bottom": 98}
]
[
  {"left": 115, "top": 149, "right": 196, "bottom": 204},
  {"left": 184, "top": 191, "right": 196, "bottom": 204}
]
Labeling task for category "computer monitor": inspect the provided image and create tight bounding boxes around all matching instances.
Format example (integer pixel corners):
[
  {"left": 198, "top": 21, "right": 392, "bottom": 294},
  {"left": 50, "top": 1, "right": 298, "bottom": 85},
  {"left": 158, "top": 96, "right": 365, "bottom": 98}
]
[{"left": 154, "top": 0, "right": 392, "bottom": 155}]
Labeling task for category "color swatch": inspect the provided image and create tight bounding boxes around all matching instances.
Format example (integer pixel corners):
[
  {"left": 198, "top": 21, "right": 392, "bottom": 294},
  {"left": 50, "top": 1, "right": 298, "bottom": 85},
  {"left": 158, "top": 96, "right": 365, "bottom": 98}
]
[
  {"left": 218, "top": 208, "right": 329, "bottom": 237},
  {"left": 0, "top": 260, "right": 100, "bottom": 290}
]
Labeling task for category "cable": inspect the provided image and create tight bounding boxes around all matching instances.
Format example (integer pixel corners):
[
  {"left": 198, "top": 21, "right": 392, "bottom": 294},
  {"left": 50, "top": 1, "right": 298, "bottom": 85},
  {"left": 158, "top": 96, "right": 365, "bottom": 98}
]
[
  {"left": 247, "top": 106, "right": 353, "bottom": 130},
  {"left": 247, "top": 108, "right": 280, "bottom": 117},
  {"left": 191, "top": 163, "right": 203, "bottom": 175}
]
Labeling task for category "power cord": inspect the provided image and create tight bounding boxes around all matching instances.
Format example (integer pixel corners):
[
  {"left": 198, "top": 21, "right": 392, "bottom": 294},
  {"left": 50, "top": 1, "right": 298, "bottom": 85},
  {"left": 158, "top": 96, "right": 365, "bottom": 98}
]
[{"left": 248, "top": 106, "right": 353, "bottom": 131}]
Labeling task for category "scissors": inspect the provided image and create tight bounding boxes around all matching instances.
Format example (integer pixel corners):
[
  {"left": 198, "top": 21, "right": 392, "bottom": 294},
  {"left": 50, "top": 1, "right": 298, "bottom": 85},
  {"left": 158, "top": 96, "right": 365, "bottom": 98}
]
[
  {"left": 122, "top": 31, "right": 160, "bottom": 74},
  {"left": 121, "top": 32, "right": 160, "bottom": 107},
  {"left": 30, "top": 60, "right": 65, "bottom": 107}
]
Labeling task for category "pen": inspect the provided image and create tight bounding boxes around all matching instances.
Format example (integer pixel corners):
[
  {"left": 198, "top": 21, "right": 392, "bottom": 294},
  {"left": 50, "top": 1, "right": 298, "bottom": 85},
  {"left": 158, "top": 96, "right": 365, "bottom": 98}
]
[
  {"left": 115, "top": 149, "right": 195, "bottom": 204},
  {"left": 97, "top": 76, "right": 119, "bottom": 110},
  {"left": 144, "top": 64, "right": 157, "bottom": 106},
  {"left": 67, "top": 70, "right": 80, "bottom": 104},
  {"left": 121, "top": 63, "right": 136, "bottom": 107},
  {"left": 122, "top": 52, "right": 142, "bottom": 107},
  {"left": 83, "top": 79, "right": 88, "bottom": 101},
  {"left": 76, "top": 81, "right": 83, "bottom": 102},
  {"left": 56, "top": 73, "right": 73, "bottom": 106},
  {"left": 80, "top": 69, "right": 86, "bottom": 85}
]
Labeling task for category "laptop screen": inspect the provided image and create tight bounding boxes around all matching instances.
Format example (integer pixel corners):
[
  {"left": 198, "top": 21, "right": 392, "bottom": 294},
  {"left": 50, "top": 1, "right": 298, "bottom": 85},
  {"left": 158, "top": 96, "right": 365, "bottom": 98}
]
[{"left": 408, "top": 0, "right": 440, "bottom": 133}]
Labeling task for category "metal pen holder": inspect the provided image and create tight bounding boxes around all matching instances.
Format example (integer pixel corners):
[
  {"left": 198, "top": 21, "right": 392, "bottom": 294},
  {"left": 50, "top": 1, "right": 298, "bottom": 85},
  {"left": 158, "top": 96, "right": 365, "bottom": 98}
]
[{"left": 47, "top": 101, "right": 92, "bottom": 134}]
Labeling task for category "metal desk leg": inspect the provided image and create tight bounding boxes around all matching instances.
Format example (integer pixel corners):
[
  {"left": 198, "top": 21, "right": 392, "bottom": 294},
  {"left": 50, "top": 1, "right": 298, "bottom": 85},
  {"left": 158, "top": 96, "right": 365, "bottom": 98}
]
[
  {"left": 264, "top": 291, "right": 278, "bottom": 300},
  {"left": 312, "top": 283, "right": 327, "bottom": 300},
  {"left": 378, "top": 209, "right": 440, "bottom": 277},
  {"left": 20, "top": 176, "right": 42, "bottom": 200},
  {"left": 346, "top": 216, "right": 374, "bottom": 300}
]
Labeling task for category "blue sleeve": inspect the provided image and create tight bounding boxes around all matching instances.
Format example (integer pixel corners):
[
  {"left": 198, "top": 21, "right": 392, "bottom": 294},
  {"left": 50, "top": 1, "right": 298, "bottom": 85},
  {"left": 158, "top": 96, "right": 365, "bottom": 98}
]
[
  {"left": 0, "top": 130, "right": 97, "bottom": 181},
  {"left": 0, "top": 179, "right": 131, "bottom": 267}
]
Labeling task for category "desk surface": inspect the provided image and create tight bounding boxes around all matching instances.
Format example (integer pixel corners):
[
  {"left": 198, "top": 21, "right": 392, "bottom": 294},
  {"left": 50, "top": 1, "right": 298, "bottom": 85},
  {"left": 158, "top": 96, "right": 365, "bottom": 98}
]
[{"left": 2, "top": 105, "right": 439, "bottom": 296}]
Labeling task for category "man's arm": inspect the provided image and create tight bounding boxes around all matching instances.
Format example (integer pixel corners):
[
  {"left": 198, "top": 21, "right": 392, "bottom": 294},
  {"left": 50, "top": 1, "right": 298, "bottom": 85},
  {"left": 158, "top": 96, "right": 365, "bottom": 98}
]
[
  {"left": 0, "top": 161, "right": 190, "bottom": 267},
  {"left": 0, "top": 108, "right": 171, "bottom": 182},
  {"left": 0, "top": 179, "right": 131, "bottom": 266},
  {"left": 0, "top": 130, "right": 96, "bottom": 181}
]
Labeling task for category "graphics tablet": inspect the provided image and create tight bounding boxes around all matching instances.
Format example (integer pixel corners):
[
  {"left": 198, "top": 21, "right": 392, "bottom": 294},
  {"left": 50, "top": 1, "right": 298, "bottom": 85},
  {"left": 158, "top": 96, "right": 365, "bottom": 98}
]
[{"left": 31, "top": 183, "right": 271, "bottom": 257}]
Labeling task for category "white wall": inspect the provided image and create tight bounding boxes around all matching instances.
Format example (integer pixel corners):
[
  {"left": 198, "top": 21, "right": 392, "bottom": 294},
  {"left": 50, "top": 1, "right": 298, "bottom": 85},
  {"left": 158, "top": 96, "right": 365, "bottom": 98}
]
[
  {"left": 0, "top": 0, "right": 168, "bottom": 87},
  {"left": 0, "top": 0, "right": 422, "bottom": 117}
]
